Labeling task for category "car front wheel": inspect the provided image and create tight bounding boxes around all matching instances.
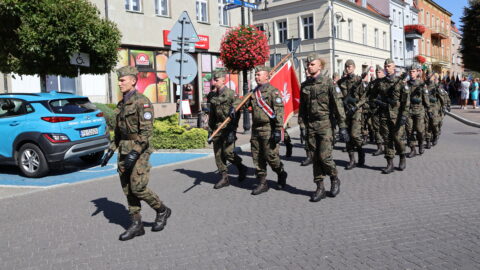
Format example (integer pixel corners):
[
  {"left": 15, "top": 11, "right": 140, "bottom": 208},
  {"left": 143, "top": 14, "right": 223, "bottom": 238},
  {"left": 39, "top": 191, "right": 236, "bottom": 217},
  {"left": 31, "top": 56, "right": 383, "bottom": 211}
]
[{"left": 18, "top": 143, "right": 49, "bottom": 178}]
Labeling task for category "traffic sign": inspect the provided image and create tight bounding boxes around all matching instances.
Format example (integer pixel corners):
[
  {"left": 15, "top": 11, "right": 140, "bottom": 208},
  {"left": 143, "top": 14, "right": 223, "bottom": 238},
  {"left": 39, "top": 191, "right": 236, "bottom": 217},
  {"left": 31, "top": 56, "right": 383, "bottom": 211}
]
[
  {"left": 168, "top": 11, "right": 199, "bottom": 43},
  {"left": 243, "top": 2, "right": 258, "bottom": 9},
  {"left": 224, "top": 4, "right": 241, "bottom": 10},
  {"left": 69, "top": 52, "right": 90, "bottom": 67},
  {"left": 166, "top": 52, "right": 197, "bottom": 85}
]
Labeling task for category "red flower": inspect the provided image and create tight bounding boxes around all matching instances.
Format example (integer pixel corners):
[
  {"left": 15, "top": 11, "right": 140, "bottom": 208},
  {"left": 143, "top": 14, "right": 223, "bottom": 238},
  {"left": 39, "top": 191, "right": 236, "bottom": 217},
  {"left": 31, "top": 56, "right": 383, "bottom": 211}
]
[{"left": 220, "top": 25, "right": 270, "bottom": 71}]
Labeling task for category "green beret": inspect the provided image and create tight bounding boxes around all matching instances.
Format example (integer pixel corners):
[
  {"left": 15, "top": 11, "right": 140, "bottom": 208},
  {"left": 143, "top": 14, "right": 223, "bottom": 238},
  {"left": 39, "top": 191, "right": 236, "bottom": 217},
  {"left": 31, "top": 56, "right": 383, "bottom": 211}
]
[
  {"left": 116, "top": 66, "right": 138, "bottom": 78},
  {"left": 213, "top": 70, "right": 226, "bottom": 79},
  {"left": 375, "top": 65, "right": 383, "bottom": 71},
  {"left": 345, "top": 59, "right": 355, "bottom": 67},
  {"left": 306, "top": 53, "right": 321, "bottom": 63},
  {"left": 384, "top": 58, "right": 394, "bottom": 66},
  {"left": 254, "top": 65, "right": 271, "bottom": 73}
]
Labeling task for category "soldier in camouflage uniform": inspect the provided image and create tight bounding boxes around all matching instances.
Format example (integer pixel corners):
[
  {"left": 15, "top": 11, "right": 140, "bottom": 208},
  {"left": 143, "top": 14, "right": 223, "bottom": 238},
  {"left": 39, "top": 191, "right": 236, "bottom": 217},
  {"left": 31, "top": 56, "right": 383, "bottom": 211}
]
[
  {"left": 245, "top": 66, "right": 288, "bottom": 195},
  {"left": 425, "top": 74, "right": 445, "bottom": 148},
  {"left": 405, "top": 64, "right": 431, "bottom": 158},
  {"left": 208, "top": 70, "right": 247, "bottom": 189},
  {"left": 366, "top": 65, "right": 386, "bottom": 156},
  {"left": 101, "top": 66, "right": 171, "bottom": 241},
  {"left": 375, "top": 59, "right": 410, "bottom": 174},
  {"left": 437, "top": 78, "right": 451, "bottom": 138},
  {"left": 336, "top": 60, "right": 368, "bottom": 170},
  {"left": 299, "top": 53, "right": 349, "bottom": 202}
]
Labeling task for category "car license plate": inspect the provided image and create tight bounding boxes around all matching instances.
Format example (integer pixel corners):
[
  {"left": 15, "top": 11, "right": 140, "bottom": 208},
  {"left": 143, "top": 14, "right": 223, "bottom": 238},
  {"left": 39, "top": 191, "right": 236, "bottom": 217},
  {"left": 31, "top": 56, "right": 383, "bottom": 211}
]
[{"left": 80, "top": 128, "right": 99, "bottom": 137}]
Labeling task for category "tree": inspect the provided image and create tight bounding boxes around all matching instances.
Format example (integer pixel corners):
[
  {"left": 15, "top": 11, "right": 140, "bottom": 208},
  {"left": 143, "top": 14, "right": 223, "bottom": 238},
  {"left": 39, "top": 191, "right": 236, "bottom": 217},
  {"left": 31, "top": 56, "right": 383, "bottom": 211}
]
[
  {"left": 460, "top": 0, "right": 480, "bottom": 72},
  {"left": 0, "top": 0, "right": 121, "bottom": 77}
]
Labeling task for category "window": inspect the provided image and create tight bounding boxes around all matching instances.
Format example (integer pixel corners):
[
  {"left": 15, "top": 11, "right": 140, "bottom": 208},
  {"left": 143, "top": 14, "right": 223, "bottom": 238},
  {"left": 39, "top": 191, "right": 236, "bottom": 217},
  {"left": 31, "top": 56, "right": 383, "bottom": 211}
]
[
  {"left": 383, "top": 31, "right": 387, "bottom": 49},
  {"left": 362, "top": 24, "right": 367, "bottom": 45},
  {"left": 196, "top": 0, "right": 208, "bottom": 23},
  {"left": 393, "top": 9, "right": 396, "bottom": 26},
  {"left": 155, "top": 0, "right": 169, "bottom": 16},
  {"left": 334, "top": 16, "right": 342, "bottom": 39},
  {"left": 302, "top": 16, "right": 314, "bottom": 40},
  {"left": 427, "top": 40, "right": 430, "bottom": 55},
  {"left": 374, "top": 28, "right": 379, "bottom": 48},
  {"left": 277, "top": 20, "right": 287, "bottom": 44},
  {"left": 419, "top": 9, "right": 423, "bottom": 24},
  {"left": 399, "top": 11, "right": 402, "bottom": 27},
  {"left": 218, "top": 0, "right": 229, "bottom": 25},
  {"left": 426, "top": 12, "right": 429, "bottom": 26},
  {"left": 348, "top": 19, "right": 353, "bottom": 41},
  {"left": 0, "top": 99, "right": 25, "bottom": 118},
  {"left": 125, "top": 0, "right": 141, "bottom": 12},
  {"left": 394, "top": 40, "right": 397, "bottom": 58},
  {"left": 255, "top": 24, "right": 265, "bottom": 32},
  {"left": 399, "top": 41, "right": 403, "bottom": 59}
]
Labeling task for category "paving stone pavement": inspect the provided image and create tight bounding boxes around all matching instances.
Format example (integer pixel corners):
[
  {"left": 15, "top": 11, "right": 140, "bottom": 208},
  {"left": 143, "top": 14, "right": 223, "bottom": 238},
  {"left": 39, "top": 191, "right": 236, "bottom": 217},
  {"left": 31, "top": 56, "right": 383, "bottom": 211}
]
[{"left": 1, "top": 116, "right": 479, "bottom": 270}]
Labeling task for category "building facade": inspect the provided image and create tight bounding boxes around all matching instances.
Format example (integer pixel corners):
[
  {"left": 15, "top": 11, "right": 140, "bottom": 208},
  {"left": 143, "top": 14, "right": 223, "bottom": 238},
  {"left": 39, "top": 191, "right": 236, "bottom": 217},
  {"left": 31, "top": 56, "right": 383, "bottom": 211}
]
[
  {"left": 416, "top": 0, "right": 452, "bottom": 76},
  {"left": 252, "top": 0, "right": 391, "bottom": 81},
  {"left": 1, "top": 0, "right": 243, "bottom": 117},
  {"left": 450, "top": 22, "right": 464, "bottom": 78}
]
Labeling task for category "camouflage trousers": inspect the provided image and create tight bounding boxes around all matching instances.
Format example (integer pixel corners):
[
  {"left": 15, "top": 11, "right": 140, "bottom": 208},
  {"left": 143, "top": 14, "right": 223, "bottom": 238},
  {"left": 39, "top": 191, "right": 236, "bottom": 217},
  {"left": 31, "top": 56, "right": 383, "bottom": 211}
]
[
  {"left": 346, "top": 111, "right": 364, "bottom": 152},
  {"left": 118, "top": 152, "right": 162, "bottom": 215},
  {"left": 307, "top": 123, "right": 337, "bottom": 182},
  {"left": 251, "top": 135, "right": 283, "bottom": 177},
  {"left": 380, "top": 117, "right": 406, "bottom": 159},
  {"left": 406, "top": 112, "right": 425, "bottom": 147},
  {"left": 213, "top": 135, "right": 243, "bottom": 173},
  {"left": 371, "top": 113, "right": 384, "bottom": 144},
  {"left": 425, "top": 110, "right": 440, "bottom": 141}
]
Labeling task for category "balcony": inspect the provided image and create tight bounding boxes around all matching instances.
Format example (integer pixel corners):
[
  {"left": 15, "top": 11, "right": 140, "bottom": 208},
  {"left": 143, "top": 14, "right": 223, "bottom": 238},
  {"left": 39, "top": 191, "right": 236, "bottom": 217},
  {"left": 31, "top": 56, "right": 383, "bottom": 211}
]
[
  {"left": 431, "top": 27, "right": 449, "bottom": 39},
  {"left": 404, "top": 24, "right": 425, "bottom": 39},
  {"left": 431, "top": 54, "right": 450, "bottom": 66}
]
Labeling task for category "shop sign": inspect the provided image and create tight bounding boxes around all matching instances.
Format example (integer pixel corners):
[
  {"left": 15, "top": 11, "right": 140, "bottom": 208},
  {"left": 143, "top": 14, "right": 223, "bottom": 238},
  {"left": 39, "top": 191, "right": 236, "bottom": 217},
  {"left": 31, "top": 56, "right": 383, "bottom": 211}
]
[
  {"left": 136, "top": 53, "right": 150, "bottom": 66},
  {"left": 163, "top": 30, "right": 210, "bottom": 50}
]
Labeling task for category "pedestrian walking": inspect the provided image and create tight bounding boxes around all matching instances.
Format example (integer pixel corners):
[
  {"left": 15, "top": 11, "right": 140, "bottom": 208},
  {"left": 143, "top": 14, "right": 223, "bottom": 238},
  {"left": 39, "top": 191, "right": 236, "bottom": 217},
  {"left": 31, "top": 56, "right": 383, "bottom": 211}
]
[
  {"left": 460, "top": 77, "right": 471, "bottom": 109},
  {"left": 471, "top": 78, "right": 479, "bottom": 109},
  {"left": 208, "top": 70, "right": 248, "bottom": 189},
  {"left": 100, "top": 66, "right": 171, "bottom": 241},
  {"left": 244, "top": 66, "right": 288, "bottom": 195},
  {"left": 298, "top": 53, "right": 349, "bottom": 202}
]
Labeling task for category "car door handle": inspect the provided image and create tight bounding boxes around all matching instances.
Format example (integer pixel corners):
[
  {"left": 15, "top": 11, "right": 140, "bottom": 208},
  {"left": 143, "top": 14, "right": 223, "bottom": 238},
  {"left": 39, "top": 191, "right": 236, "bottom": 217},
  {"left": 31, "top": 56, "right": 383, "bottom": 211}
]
[{"left": 10, "top": 121, "right": 20, "bottom": 126}]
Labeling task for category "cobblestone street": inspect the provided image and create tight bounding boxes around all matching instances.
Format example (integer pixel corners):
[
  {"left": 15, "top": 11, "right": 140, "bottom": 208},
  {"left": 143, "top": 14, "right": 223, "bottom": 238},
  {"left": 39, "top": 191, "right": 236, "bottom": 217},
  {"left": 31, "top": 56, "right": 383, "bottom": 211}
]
[{"left": 1, "top": 116, "right": 479, "bottom": 269}]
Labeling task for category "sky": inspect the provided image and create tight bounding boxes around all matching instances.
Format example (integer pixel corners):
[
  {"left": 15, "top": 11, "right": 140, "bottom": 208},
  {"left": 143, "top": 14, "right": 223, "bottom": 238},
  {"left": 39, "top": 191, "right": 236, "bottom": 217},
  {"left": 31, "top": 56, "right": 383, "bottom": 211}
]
[{"left": 434, "top": 0, "right": 469, "bottom": 29}]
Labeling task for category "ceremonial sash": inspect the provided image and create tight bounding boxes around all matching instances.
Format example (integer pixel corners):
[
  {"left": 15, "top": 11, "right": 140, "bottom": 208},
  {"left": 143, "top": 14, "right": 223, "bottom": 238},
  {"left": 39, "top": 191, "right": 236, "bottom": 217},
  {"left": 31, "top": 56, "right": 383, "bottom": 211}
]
[{"left": 255, "top": 87, "right": 275, "bottom": 119}]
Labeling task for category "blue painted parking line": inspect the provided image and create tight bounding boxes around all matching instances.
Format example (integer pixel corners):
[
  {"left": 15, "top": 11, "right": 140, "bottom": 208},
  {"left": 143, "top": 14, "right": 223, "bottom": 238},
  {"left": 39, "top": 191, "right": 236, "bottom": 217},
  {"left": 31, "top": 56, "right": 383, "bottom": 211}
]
[{"left": 0, "top": 152, "right": 210, "bottom": 187}]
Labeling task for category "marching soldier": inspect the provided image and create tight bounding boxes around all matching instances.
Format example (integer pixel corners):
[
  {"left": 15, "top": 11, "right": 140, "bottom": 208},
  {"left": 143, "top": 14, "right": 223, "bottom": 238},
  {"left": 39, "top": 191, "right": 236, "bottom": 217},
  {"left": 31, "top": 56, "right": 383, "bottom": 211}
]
[
  {"left": 405, "top": 64, "right": 431, "bottom": 158},
  {"left": 425, "top": 73, "right": 443, "bottom": 147},
  {"left": 376, "top": 59, "right": 410, "bottom": 174},
  {"left": 299, "top": 53, "right": 349, "bottom": 202},
  {"left": 245, "top": 66, "right": 288, "bottom": 195},
  {"left": 299, "top": 67, "right": 313, "bottom": 166},
  {"left": 101, "top": 66, "right": 171, "bottom": 241},
  {"left": 366, "top": 65, "right": 386, "bottom": 156},
  {"left": 336, "top": 60, "right": 368, "bottom": 170},
  {"left": 208, "top": 70, "right": 248, "bottom": 189}
]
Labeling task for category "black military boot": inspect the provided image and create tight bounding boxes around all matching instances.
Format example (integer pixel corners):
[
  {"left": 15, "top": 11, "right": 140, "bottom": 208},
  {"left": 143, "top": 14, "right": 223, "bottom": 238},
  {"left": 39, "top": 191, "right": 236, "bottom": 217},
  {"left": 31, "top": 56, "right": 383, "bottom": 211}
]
[
  {"left": 407, "top": 146, "right": 417, "bottom": 158},
  {"left": 152, "top": 205, "right": 171, "bottom": 232},
  {"left": 372, "top": 144, "right": 384, "bottom": 156},
  {"left": 432, "top": 136, "right": 438, "bottom": 146},
  {"left": 285, "top": 142, "right": 293, "bottom": 157},
  {"left": 398, "top": 154, "right": 407, "bottom": 171},
  {"left": 329, "top": 176, "right": 341, "bottom": 197},
  {"left": 276, "top": 169, "right": 288, "bottom": 189},
  {"left": 418, "top": 142, "right": 425, "bottom": 155},
  {"left": 310, "top": 181, "right": 326, "bottom": 202},
  {"left": 382, "top": 159, "right": 394, "bottom": 174},
  {"left": 236, "top": 163, "right": 248, "bottom": 182},
  {"left": 301, "top": 151, "right": 313, "bottom": 166},
  {"left": 358, "top": 148, "right": 365, "bottom": 167},
  {"left": 119, "top": 214, "right": 145, "bottom": 241},
  {"left": 425, "top": 140, "right": 431, "bottom": 149},
  {"left": 251, "top": 176, "right": 269, "bottom": 195},
  {"left": 214, "top": 172, "right": 229, "bottom": 189},
  {"left": 345, "top": 152, "right": 356, "bottom": 170}
]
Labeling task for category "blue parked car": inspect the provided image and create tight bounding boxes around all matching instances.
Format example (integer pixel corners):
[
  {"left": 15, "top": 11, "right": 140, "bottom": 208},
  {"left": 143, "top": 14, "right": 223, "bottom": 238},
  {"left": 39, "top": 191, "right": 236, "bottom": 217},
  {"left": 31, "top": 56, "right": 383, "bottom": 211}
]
[{"left": 0, "top": 91, "right": 109, "bottom": 177}]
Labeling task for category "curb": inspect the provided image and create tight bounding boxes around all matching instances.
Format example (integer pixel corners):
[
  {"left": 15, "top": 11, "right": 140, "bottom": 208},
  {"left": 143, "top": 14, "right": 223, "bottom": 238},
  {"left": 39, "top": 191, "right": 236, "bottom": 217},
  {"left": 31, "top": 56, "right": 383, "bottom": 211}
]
[{"left": 446, "top": 112, "right": 480, "bottom": 128}]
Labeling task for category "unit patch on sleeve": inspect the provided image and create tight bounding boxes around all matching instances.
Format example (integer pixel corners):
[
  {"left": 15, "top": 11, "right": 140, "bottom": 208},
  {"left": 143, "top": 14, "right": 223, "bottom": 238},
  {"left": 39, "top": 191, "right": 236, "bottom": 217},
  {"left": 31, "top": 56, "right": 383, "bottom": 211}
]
[{"left": 143, "top": 112, "right": 152, "bottom": 120}]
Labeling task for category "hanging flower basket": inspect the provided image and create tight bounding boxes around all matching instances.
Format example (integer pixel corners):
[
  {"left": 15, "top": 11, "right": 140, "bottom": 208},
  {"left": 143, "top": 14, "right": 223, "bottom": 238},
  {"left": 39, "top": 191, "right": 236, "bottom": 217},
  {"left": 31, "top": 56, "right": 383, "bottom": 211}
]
[
  {"left": 416, "top": 55, "right": 426, "bottom": 64},
  {"left": 220, "top": 25, "right": 270, "bottom": 71},
  {"left": 404, "top": 24, "right": 426, "bottom": 34}
]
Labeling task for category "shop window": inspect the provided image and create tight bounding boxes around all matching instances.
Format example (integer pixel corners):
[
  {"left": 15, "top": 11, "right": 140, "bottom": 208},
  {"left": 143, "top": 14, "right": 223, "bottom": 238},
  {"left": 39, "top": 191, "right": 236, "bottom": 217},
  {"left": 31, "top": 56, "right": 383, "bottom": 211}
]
[{"left": 125, "top": 0, "right": 141, "bottom": 12}]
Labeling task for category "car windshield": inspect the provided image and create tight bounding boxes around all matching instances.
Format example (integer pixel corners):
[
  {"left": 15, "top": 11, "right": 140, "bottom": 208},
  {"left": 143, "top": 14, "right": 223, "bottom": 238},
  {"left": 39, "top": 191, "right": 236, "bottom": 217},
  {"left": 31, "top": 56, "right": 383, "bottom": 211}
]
[{"left": 49, "top": 98, "right": 97, "bottom": 114}]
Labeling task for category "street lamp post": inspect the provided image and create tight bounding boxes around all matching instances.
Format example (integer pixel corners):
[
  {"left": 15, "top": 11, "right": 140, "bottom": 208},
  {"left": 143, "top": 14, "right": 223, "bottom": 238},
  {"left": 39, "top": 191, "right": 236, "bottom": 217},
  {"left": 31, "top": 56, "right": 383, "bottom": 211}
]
[{"left": 241, "top": 4, "right": 251, "bottom": 133}]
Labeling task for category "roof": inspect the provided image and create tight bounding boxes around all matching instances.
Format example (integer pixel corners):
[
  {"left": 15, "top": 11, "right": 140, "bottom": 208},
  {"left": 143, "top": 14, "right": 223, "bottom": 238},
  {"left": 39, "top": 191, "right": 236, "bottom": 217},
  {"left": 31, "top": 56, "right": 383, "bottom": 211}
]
[{"left": 0, "top": 91, "right": 85, "bottom": 101}]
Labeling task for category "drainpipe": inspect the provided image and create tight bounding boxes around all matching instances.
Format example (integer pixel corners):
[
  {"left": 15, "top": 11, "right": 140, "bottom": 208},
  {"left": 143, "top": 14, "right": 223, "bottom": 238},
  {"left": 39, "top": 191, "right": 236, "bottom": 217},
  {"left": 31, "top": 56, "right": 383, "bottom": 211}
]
[{"left": 105, "top": 0, "right": 113, "bottom": 104}]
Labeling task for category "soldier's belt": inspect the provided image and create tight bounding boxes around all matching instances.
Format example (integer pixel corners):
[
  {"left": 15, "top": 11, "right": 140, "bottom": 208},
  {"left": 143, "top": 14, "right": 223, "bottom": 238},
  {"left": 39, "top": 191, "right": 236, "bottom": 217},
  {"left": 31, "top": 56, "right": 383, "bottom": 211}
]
[{"left": 120, "top": 134, "right": 139, "bottom": 140}]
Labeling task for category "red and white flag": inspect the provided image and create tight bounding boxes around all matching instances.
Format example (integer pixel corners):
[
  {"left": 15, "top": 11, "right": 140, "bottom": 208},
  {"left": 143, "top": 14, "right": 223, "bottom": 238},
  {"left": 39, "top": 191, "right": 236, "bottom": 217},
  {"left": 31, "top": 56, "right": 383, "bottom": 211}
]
[{"left": 270, "top": 60, "right": 301, "bottom": 127}]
